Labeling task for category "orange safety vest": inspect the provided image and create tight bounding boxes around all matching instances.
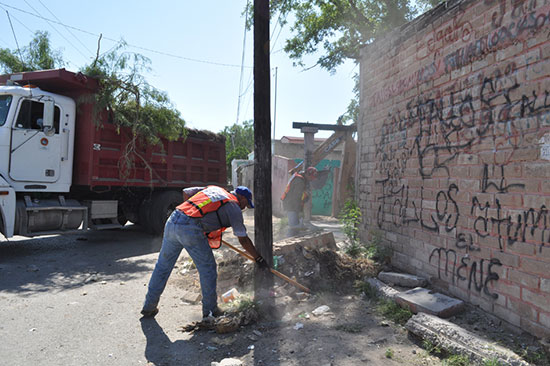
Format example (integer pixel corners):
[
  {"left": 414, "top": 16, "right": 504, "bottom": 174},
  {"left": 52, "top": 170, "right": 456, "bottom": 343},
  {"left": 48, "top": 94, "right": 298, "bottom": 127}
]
[
  {"left": 177, "top": 186, "right": 239, "bottom": 249},
  {"left": 280, "top": 173, "right": 304, "bottom": 201}
]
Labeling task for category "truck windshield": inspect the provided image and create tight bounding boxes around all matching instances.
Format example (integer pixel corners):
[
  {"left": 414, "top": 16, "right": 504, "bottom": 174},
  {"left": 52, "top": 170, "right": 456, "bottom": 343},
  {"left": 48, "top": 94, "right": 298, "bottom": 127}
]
[{"left": 0, "top": 95, "right": 12, "bottom": 126}]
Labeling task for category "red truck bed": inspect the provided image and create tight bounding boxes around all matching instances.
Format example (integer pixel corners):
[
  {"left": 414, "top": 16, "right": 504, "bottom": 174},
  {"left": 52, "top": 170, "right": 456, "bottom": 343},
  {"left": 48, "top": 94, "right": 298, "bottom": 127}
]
[{"left": 0, "top": 69, "right": 226, "bottom": 188}]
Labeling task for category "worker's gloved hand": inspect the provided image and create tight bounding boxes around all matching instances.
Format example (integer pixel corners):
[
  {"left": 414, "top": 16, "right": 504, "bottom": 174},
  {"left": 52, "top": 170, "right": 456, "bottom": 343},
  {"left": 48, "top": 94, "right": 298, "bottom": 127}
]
[{"left": 255, "top": 255, "right": 269, "bottom": 270}]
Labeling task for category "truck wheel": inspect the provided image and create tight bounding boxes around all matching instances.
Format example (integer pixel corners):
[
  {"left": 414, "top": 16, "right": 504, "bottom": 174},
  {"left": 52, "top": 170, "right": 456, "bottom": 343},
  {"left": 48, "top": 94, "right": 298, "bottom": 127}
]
[
  {"left": 138, "top": 198, "right": 154, "bottom": 233},
  {"left": 150, "top": 191, "right": 182, "bottom": 236}
]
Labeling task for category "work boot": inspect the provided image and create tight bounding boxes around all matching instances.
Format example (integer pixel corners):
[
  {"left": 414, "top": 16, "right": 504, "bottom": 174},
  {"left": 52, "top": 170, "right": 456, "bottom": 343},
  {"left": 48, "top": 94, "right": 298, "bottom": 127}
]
[
  {"left": 140, "top": 307, "right": 159, "bottom": 318},
  {"left": 202, "top": 306, "right": 223, "bottom": 319}
]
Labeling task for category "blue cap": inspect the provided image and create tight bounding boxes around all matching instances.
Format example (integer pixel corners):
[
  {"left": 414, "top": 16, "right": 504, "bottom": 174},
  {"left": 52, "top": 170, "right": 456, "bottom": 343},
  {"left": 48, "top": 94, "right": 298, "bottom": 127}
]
[{"left": 235, "top": 186, "right": 254, "bottom": 208}]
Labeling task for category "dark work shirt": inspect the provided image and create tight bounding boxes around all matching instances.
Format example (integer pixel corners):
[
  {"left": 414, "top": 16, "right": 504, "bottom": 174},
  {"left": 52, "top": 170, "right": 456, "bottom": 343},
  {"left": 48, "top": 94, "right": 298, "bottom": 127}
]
[{"left": 183, "top": 187, "right": 247, "bottom": 237}]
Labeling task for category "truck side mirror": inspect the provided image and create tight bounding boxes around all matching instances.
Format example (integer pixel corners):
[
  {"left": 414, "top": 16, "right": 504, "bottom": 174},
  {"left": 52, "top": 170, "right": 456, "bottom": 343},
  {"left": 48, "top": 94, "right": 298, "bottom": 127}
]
[{"left": 43, "top": 100, "right": 55, "bottom": 136}]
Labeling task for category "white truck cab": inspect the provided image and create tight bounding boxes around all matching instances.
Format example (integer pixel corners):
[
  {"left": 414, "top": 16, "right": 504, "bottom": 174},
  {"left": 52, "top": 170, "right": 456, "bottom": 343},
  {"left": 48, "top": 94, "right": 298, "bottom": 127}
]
[{"left": 0, "top": 83, "right": 79, "bottom": 237}]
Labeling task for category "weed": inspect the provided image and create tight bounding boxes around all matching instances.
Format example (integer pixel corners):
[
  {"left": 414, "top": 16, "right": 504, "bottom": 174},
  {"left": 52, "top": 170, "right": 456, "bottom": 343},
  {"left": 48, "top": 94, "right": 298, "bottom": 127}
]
[
  {"left": 385, "top": 348, "right": 394, "bottom": 359},
  {"left": 482, "top": 358, "right": 502, "bottom": 366},
  {"left": 377, "top": 298, "right": 412, "bottom": 325},
  {"left": 236, "top": 297, "right": 257, "bottom": 312},
  {"left": 422, "top": 339, "right": 443, "bottom": 356},
  {"left": 443, "top": 354, "right": 470, "bottom": 366},
  {"left": 339, "top": 199, "right": 361, "bottom": 247},
  {"left": 353, "top": 280, "right": 378, "bottom": 299},
  {"left": 335, "top": 323, "right": 364, "bottom": 333}
]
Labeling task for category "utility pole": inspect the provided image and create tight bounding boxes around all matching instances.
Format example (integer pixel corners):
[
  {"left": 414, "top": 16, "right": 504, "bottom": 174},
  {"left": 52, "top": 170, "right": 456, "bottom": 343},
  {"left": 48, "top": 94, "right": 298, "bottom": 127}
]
[
  {"left": 273, "top": 67, "right": 278, "bottom": 141},
  {"left": 253, "top": 0, "right": 273, "bottom": 295}
]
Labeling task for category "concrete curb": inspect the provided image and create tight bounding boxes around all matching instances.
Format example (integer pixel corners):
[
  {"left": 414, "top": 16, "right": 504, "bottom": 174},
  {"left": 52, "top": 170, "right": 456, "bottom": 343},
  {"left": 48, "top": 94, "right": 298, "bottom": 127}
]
[{"left": 406, "top": 313, "right": 531, "bottom": 366}]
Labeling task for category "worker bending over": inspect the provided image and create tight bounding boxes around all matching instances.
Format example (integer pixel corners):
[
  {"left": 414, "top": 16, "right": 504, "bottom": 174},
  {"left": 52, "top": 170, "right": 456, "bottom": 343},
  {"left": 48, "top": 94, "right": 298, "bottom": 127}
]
[{"left": 141, "top": 185, "right": 267, "bottom": 319}]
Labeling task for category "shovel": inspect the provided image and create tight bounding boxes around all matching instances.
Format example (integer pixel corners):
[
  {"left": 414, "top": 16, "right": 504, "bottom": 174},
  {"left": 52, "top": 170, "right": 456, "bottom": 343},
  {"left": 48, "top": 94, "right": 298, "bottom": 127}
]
[{"left": 221, "top": 240, "right": 311, "bottom": 293}]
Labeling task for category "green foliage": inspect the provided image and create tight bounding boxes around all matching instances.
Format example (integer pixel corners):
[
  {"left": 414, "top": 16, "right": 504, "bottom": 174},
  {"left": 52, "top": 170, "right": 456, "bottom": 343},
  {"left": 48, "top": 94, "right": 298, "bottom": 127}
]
[
  {"left": 335, "top": 322, "right": 364, "bottom": 333},
  {"left": 385, "top": 348, "right": 394, "bottom": 359},
  {"left": 354, "top": 280, "right": 378, "bottom": 299},
  {"left": 80, "top": 41, "right": 186, "bottom": 177},
  {"left": 338, "top": 199, "right": 391, "bottom": 262},
  {"left": 339, "top": 198, "right": 361, "bottom": 245},
  {"left": 482, "top": 358, "right": 502, "bottom": 366},
  {"left": 81, "top": 42, "right": 186, "bottom": 144},
  {"left": 443, "top": 354, "right": 470, "bottom": 366},
  {"left": 0, "top": 31, "right": 64, "bottom": 73},
  {"left": 377, "top": 298, "right": 412, "bottom": 325},
  {"left": 247, "top": 0, "right": 443, "bottom": 73},
  {"left": 1, "top": 32, "right": 186, "bottom": 179},
  {"left": 422, "top": 339, "right": 443, "bottom": 356},
  {"left": 221, "top": 120, "right": 254, "bottom": 180}
]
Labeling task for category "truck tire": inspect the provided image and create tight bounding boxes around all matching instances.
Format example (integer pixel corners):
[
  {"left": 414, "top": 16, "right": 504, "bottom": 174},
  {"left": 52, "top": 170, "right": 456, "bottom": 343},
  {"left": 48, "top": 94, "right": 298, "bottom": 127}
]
[
  {"left": 138, "top": 198, "right": 154, "bottom": 233},
  {"left": 149, "top": 191, "right": 182, "bottom": 236}
]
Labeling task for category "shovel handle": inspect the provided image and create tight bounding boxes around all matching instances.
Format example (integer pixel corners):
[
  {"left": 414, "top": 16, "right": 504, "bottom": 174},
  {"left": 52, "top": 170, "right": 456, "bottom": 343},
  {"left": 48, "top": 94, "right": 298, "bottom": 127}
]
[{"left": 221, "top": 240, "right": 311, "bottom": 293}]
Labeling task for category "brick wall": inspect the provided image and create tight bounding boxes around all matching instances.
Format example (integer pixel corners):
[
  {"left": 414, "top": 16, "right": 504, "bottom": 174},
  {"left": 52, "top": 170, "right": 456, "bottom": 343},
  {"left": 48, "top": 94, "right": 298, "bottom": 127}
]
[{"left": 359, "top": 0, "right": 550, "bottom": 337}]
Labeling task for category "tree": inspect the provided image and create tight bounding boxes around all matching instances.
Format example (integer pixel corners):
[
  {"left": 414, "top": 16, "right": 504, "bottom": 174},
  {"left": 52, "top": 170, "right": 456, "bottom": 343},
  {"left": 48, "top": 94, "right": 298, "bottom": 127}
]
[
  {"left": 0, "top": 31, "right": 64, "bottom": 73},
  {"left": 1, "top": 32, "right": 186, "bottom": 179},
  {"left": 268, "top": 0, "right": 443, "bottom": 72},
  {"left": 81, "top": 41, "right": 187, "bottom": 177},
  {"left": 221, "top": 120, "right": 254, "bottom": 180},
  {"left": 246, "top": 1, "right": 443, "bottom": 124}
]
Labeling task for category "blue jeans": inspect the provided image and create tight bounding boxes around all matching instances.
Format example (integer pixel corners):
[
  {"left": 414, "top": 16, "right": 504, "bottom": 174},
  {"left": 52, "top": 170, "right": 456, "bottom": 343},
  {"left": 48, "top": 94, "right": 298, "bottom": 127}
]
[
  {"left": 143, "top": 210, "right": 218, "bottom": 316},
  {"left": 287, "top": 210, "right": 301, "bottom": 236}
]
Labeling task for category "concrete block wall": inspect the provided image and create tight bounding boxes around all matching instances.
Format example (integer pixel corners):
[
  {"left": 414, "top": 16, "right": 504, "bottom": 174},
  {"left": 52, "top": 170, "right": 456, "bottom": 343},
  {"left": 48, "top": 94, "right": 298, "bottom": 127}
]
[{"left": 359, "top": 0, "right": 550, "bottom": 337}]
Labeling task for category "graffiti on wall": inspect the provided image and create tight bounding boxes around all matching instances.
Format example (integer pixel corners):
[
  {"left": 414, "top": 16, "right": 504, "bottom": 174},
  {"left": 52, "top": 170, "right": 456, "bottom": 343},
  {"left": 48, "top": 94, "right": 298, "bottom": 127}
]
[
  {"left": 370, "top": 0, "right": 550, "bottom": 106},
  {"left": 369, "top": 1, "right": 550, "bottom": 301}
]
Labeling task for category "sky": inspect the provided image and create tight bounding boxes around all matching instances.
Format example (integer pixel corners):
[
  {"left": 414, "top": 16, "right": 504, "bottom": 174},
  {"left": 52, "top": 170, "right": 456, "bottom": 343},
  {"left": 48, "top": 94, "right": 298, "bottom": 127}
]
[{"left": 0, "top": 1, "right": 358, "bottom": 139}]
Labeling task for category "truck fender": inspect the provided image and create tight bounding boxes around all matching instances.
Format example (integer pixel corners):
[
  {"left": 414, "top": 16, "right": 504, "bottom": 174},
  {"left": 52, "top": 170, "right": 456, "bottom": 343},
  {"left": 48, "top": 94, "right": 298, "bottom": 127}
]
[{"left": 0, "top": 176, "right": 16, "bottom": 238}]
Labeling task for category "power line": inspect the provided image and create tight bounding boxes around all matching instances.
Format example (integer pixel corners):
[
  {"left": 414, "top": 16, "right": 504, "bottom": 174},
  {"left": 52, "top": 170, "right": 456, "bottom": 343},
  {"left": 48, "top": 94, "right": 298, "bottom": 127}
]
[
  {"left": 235, "top": 0, "right": 250, "bottom": 124},
  {"left": 5, "top": 10, "right": 23, "bottom": 63},
  {"left": 22, "top": 0, "right": 90, "bottom": 62},
  {"left": 37, "top": 0, "right": 95, "bottom": 55},
  {"left": 0, "top": 1, "right": 252, "bottom": 69}
]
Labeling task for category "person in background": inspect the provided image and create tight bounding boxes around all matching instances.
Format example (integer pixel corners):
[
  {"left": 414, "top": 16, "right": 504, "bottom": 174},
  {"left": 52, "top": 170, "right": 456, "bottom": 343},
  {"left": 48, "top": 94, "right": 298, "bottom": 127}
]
[
  {"left": 141, "top": 185, "right": 268, "bottom": 319},
  {"left": 281, "top": 166, "right": 318, "bottom": 236}
]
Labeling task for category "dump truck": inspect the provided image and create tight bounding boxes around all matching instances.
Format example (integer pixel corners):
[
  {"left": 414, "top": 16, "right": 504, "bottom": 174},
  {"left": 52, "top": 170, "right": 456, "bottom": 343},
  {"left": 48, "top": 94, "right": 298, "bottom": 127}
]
[{"left": 0, "top": 68, "right": 226, "bottom": 238}]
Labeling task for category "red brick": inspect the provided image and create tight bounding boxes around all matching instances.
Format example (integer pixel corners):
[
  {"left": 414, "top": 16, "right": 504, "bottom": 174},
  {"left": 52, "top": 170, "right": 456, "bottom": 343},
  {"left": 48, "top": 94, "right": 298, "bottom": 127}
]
[
  {"left": 520, "top": 318, "right": 550, "bottom": 338},
  {"left": 507, "top": 242, "right": 536, "bottom": 257},
  {"left": 521, "top": 258, "right": 550, "bottom": 275},
  {"left": 496, "top": 194, "right": 523, "bottom": 208},
  {"left": 492, "top": 251, "right": 520, "bottom": 268},
  {"left": 525, "top": 163, "right": 550, "bottom": 178},
  {"left": 509, "top": 296, "right": 538, "bottom": 321},
  {"left": 494, "top": 304, "right": 521, "bottom": 327},
  {"left": 495, "top": 280, "right": 521, "bottom": 298},
  {"left": 523, "top": 288, "right": 550, "bottom": 310},
  {"left": 508, "top": 270, "right": 540, "bottom": 289}
]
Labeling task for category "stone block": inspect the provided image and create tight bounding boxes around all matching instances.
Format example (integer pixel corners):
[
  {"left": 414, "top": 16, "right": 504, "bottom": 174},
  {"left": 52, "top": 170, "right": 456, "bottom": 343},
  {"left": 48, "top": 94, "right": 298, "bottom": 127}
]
[
  {"left": 273, "top": 231, "right": 337, "bottom": 256},
  {"left": 365, "top": 277, "right": 400, "bottom": 299},
  {"left": 395, "top": 287, "right": 464, "bottom": 318},
  {"left": 378, "top": 271, "right": 427, "bottom": 288},
  {"left": 406, "top": 313, "right": 530, "bottom": 366}
]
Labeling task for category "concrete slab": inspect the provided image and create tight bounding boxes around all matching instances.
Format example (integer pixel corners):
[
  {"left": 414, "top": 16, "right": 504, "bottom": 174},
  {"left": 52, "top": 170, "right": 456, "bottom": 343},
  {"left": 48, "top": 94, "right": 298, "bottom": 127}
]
[
  {"left": 378, "top": 271, "right": 427, "bottom": 288},
  {"left": 406, "top": 313, "right": 530, "bottom": 366},
  {"left": 273, "top": 231, "right": 337, "bottom": 255},
  {"left": 395, "top": 287, "right": 464, "bottom": 318},
  {"left": 366, "top": 278, "right": 400, "bottom": 299}
]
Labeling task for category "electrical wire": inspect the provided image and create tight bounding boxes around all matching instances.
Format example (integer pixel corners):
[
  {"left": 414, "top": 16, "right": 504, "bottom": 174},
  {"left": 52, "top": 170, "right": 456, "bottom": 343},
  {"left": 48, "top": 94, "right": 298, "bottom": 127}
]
[
  {"left": 0, "top": 1, "right": 252, "bottom": 69},
  {"left": 5, "top": 10, "right": 23, "bottom": 63},
  {"left": 22, "top": 0, "right": 90, "bottom": 62},
  {"left": 235, "top": 0, "right": 250, "bottom": 124},
  {"left": 37, "top": 0, "right": 95, "bottom": 55}
]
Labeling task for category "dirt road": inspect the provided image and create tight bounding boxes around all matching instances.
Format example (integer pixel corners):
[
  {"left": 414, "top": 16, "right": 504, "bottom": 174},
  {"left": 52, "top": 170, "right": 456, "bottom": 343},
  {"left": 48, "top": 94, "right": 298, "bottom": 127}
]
[{"left": 0, "top": 220, "right": 442, "bottom": 366}]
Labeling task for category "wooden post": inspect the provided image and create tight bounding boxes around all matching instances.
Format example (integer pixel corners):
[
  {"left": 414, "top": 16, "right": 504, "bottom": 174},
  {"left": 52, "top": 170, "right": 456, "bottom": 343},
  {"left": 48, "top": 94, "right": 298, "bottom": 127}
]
[
  {"left": 301, "top": 126, "right": 317, "bottom": 222},
  {"left": 336, "top": 132, "right": 357, "bottom": 214},
  {"left": 253, "top": 0, "right": 273, "bottom": 295}
]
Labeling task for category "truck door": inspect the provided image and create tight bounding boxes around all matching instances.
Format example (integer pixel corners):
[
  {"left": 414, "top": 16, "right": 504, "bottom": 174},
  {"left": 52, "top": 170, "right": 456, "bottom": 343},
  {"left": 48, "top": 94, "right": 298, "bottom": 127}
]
[{"left": 9, "top": 98, "right": 62, "bottom": 183}]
